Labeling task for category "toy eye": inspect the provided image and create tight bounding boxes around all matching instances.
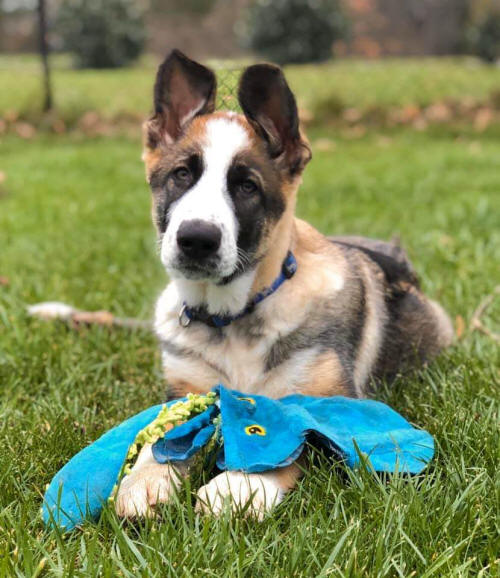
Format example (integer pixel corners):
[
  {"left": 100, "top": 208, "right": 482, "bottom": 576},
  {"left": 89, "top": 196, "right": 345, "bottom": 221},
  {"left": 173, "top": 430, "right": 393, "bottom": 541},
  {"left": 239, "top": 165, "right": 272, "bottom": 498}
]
[
  {"left": 245, "top": 424, "right": 266, "bottom": 436},
  {"left": 238, "top": 397, "right": 256, "bottom": 405}
]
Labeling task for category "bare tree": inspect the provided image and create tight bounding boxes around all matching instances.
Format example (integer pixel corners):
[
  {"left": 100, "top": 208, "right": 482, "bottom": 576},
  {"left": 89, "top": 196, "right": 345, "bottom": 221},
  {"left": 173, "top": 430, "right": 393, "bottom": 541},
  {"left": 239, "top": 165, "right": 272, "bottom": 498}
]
[{"left": 37, "top": 0, "right": 53, "bottom": 111}]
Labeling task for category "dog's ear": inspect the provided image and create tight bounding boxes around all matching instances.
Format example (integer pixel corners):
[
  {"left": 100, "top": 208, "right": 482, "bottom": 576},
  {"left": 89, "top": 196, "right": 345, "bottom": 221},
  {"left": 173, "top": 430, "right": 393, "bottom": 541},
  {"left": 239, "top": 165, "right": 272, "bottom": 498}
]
[
  {"left": 238, "top": 64, "right": 311, "bottom": 175},
  {"left": 146, "top": 49, "right": 216, "bottom": 148}
]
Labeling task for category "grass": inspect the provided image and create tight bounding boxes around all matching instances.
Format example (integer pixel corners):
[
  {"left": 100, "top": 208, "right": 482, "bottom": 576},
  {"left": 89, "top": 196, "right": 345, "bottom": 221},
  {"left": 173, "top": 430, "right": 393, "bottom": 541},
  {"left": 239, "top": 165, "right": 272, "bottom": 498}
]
[
  {"left": 0, "top": 123, "right": 498, "bottom": 576},
  {"left": 1, "top": 54, "right": 500, "bottom": 123}
]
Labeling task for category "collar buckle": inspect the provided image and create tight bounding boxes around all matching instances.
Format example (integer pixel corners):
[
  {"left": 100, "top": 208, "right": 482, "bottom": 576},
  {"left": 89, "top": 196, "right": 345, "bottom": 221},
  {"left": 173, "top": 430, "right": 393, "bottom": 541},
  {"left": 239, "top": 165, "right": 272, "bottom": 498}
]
[{"left": 178, "top": 304, "right": 192, "bottom": 327}]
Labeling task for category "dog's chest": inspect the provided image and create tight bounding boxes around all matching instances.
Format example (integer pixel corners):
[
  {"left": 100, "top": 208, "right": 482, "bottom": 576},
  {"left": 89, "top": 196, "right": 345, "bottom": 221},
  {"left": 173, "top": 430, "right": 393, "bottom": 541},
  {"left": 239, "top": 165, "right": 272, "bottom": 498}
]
[{"left": 156, "top": 305, "right": 315, "bottom": 399}]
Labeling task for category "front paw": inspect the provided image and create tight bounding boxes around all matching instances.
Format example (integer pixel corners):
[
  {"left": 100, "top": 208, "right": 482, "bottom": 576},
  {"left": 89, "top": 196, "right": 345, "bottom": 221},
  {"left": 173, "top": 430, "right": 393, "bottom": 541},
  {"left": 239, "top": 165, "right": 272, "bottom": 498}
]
[
  {"left": 195, "top": 471, "right": 284, "bottom": 520},
  {"left": 114, "top": 464, "right": 182, "bottom": 518}
]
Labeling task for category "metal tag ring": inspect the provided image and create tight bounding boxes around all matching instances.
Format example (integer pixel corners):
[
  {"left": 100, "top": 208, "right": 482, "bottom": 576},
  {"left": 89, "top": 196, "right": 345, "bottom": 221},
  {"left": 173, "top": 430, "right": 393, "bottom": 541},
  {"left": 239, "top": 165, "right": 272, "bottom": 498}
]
[{"left": 178, "top": 305, "right": 191, "bottom": 327}]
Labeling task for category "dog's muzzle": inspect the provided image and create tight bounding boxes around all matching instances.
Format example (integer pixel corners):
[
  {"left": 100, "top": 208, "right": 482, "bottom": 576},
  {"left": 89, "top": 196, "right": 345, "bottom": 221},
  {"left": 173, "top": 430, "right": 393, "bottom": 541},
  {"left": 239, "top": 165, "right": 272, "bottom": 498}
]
[{"left": 176, "top": 219, "right": 222, "bottom": 262}]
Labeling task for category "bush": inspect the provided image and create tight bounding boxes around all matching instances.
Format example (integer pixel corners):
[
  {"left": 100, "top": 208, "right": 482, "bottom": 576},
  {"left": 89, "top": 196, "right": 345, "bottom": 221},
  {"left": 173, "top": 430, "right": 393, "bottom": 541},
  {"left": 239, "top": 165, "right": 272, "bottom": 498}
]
[
  {"left": 57, "top": 0, "right": 146, "bottom": 69},
  {"left": 240, "top": 0, "right": 349, "bottom": 65},
  {"left": 469, "top": 12, "right": 500, "bottom": 63}
]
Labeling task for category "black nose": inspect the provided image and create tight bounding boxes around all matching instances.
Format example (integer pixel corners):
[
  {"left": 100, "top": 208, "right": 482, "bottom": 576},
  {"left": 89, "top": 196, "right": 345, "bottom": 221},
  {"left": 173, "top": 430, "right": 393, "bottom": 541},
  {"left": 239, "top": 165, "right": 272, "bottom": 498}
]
[{"left": 177, "top": 219, "right": 222, "bottom": 260}]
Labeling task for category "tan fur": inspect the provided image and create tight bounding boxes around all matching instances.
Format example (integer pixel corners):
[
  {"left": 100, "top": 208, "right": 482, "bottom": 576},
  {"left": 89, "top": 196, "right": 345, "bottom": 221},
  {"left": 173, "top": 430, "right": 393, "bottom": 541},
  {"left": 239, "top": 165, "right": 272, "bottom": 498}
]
[
  {"left": 302, "top": 351, "right": 348, "bottom": 397},
  {"left": 352, "top": 257, "right": 387, "bottom": 395}
]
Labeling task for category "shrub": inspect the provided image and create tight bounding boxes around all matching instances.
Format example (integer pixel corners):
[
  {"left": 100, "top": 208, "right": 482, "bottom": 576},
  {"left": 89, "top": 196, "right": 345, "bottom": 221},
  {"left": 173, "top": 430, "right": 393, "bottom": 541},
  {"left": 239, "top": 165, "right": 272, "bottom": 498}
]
[
  {"left": 469, "top": 12, "right": 500, "bottom": 63},
  {"left": 57, "top": 0, "right": 146, "bottom": 69},
  {"left": 240, "top": 0, "right": 349, "bottom": 64},
  {"left": 312, "top": 93, "right": 345, "bottom": 123}
]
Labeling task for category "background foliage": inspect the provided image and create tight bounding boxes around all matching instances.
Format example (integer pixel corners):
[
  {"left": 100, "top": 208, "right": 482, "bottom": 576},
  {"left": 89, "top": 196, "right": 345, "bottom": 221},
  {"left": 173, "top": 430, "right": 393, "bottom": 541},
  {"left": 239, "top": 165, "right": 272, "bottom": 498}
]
[
  {"left": 241, "top": 0, "right": 349, "bottom": 64},
  {"left": 468, "top": 10, "right": 500, "bottom": 63},
  {"left": 57, "top": 0, "right": 146, "bottom": 69}
]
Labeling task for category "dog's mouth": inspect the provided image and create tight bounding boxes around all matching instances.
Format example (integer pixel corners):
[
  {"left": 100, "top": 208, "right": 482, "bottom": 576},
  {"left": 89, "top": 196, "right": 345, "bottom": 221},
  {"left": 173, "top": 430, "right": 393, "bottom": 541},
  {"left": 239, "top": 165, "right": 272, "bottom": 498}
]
[
  {"left": 168, "top": 255, "right": 258, "bottom": 285},
  {"left": 172, "top": 260, "right": 219, "bottom": 280},
  {"left": 168, "top": 254, "right": 232, "bottom": 282}
]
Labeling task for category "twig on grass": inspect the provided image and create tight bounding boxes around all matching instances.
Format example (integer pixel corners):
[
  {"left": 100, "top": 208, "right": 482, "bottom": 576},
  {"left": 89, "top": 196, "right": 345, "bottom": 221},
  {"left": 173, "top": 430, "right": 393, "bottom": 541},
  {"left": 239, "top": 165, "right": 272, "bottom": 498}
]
[
  {"left": 470, "top": 286, "right": 499, "bottom": 342},
  {"left": 27, "top": 302, "right": 152, "bottom": 331}
]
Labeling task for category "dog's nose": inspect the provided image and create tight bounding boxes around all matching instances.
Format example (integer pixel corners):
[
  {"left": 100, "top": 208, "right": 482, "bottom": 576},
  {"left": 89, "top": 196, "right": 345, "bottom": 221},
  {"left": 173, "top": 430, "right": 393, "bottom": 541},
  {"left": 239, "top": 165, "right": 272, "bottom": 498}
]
[{"left": 177, "top": 220, "right": 222, "bottom": 260}]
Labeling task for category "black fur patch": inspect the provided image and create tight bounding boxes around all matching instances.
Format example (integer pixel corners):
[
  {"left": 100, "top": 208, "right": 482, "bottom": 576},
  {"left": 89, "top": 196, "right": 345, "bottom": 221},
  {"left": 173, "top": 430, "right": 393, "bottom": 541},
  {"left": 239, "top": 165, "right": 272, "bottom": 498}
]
[
  {"left": 151, "top": 152, "right": 203, "bottom": 234},
  {"left": 329, "top": 236, "right": 419, "bottom": 288},
  {"left": 226, "top": 153, "right": 285, "bottom": 274}
]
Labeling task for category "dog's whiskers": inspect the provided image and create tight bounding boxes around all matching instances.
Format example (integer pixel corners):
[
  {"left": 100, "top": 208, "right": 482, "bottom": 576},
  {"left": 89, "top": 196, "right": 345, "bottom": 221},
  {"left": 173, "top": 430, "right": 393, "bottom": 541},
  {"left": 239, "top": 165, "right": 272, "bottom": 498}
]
[{"left": 235, "top": 248, "right": 252, "bottom": 273}]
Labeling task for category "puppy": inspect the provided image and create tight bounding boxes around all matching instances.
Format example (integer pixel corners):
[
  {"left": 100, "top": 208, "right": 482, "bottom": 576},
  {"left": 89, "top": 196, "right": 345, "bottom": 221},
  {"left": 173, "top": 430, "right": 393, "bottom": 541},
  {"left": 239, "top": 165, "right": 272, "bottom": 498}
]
[{"left": 115, "top": 50, "right": 453, "bottom": 519}]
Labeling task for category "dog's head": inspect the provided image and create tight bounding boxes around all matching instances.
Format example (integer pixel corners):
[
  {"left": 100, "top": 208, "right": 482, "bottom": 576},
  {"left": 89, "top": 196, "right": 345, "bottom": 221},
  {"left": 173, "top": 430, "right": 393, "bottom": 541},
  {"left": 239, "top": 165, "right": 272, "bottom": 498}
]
[{"left": 143, "top": 50, "right": 311, "bottom": 284}]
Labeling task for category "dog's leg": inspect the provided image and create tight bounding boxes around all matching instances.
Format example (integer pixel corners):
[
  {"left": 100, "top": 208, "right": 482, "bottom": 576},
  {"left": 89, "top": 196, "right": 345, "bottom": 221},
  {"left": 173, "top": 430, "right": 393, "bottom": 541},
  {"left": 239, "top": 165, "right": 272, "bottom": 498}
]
[
  {"left": 115, "top": 443, "right": 189, "bottom": 518},
  {"left": 195, "top": 461, "right": 302, "bottom": 520}
]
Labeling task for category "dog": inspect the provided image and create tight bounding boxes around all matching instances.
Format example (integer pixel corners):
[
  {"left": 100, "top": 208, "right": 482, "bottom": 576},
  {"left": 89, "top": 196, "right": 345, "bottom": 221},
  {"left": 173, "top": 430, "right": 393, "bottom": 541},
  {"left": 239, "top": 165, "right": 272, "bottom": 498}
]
[{"left": 115, "top": 49, "right": 453, "bottom": 519}]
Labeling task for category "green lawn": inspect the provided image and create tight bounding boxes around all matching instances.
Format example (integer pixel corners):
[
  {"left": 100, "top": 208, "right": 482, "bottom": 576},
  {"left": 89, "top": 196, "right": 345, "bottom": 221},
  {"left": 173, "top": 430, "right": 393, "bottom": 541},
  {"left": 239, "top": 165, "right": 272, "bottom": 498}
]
[
  {"left": 0, "top": 124, "right": 498, "bottom": 576},
  {"left": 1, "top": 54, "right": 500, "bottom": 123}
]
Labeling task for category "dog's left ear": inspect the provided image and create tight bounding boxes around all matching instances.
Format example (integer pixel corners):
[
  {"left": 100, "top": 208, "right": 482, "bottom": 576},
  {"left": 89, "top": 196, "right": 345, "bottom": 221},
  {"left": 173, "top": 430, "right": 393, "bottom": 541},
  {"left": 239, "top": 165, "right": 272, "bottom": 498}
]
[
  {"left": 238, "top": 64, "right": 311, "bottom": 176},
  {"left": 146, "top": 49, "right": 217, "bottom": 149}
]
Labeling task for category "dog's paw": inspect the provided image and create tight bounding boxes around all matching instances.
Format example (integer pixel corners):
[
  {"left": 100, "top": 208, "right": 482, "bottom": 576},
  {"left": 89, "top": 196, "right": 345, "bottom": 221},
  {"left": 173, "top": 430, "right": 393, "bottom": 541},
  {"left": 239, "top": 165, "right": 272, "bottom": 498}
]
[
  {"left": 195, "top": 471, "right": 284, "bottom": 520},
  {"left": 114, "top": 464, "right": 182, "bottom": 518}
]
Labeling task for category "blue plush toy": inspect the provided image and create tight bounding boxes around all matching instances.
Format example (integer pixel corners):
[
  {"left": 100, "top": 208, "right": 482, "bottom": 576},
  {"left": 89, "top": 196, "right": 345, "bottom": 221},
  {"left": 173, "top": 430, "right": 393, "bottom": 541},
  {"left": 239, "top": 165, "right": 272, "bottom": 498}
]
[{"left": 43, "top": 385, "right": 434, "bottom": 531}]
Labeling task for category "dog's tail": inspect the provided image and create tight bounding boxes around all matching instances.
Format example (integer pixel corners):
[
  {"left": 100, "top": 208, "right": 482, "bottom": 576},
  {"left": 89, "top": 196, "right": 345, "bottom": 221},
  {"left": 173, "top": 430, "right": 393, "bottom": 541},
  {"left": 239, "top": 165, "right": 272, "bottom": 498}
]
[{"left": 328, "top": 235, "right": 419, "bottom": 288}]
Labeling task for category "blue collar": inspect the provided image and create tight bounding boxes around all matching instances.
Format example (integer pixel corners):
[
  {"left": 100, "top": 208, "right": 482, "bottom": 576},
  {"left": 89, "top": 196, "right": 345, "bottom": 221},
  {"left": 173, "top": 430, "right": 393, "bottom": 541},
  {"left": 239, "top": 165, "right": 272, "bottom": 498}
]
[{"left": 179, "top": 251, "right": 297, "bottom": 328}]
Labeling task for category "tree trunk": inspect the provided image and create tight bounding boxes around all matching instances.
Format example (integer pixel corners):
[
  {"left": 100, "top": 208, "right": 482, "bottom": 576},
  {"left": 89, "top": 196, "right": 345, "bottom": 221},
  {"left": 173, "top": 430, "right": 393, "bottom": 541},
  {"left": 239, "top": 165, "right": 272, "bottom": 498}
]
[{"left": 37, "top": 0, "right": 53, "bottom": 112}]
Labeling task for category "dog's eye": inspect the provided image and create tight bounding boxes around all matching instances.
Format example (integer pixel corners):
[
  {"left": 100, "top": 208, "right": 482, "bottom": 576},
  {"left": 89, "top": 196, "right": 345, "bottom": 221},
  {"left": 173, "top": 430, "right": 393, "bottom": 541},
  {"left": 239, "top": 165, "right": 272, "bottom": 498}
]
[
  {"left": 172, "top": 167, "right": 191, "bottom": 183},
  {"left": 238, "top": 180, "right": 258, "bottom": 196}
]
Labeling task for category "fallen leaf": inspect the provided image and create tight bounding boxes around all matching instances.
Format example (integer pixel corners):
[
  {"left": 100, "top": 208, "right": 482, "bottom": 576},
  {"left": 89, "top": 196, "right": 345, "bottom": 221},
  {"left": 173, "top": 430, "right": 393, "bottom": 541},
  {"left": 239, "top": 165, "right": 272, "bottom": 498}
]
[
  {"left": 413, "top": 117, "right": 428, "bottom": 131},
  {"left": 343, "top": 107, "right": 362, "bottom": 123},
  {"left": 474, "top": 108, "right": 494, "bottom": 132},
  {"left": 298, "top": 107, "right": 314, "bottom": 124},
  {"left": 458, "top": 96, "right": 477, "bottom": 114},
  {"left": 4, "top": 110, "right": 19, "bottom": 123},
  {"left": 78, "top": 110, "right": 101, "bottom": 132},
  {"left": 15, "top": 122, "right": 36, "bottom": 139},
  {"left": 399, "top": 105, "right": 421, "bottom": 123},
  {"left": 313, "top": 138, "right": 336, "bottom": 152},
  {"left": 344, "top": 126, "right": 366, "bottom": 139},
  {"left": 51, "top": 118, "right": 66, "bottom": 134},
  {"left": 425, "top": 102, "right": 452, "bottom": 123}
]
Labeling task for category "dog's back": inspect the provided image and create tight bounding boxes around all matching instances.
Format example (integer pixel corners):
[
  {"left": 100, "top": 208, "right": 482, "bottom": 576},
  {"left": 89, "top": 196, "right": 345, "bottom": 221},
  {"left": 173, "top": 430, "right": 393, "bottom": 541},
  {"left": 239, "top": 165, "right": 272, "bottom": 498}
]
[{"left": 329, "top": 235, "right": 453, "bottom": 385}]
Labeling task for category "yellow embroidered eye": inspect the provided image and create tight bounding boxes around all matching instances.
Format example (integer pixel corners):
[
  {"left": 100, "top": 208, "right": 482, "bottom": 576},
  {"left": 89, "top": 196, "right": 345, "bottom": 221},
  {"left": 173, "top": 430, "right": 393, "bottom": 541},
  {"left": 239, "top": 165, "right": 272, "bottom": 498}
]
[
  {"left": 245, "top": 424, "right": 266, "bottom": 436},
  {"left": 238, "top": 397, "right": 256, "bottom": 405}
]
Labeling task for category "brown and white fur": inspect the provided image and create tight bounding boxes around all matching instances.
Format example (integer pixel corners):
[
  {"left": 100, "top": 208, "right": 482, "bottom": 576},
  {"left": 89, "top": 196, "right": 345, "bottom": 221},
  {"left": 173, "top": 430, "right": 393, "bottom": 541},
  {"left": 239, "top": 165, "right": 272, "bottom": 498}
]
[{"left": 115, "top": 50, "right": 453, "bottom": 519}]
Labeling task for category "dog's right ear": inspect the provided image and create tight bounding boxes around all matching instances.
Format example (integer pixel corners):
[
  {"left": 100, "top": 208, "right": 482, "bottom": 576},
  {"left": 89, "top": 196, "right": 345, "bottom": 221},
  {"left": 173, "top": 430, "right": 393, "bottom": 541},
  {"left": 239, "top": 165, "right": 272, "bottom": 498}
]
[{"left": 145, "top": 49, "right": 216, "bottom": 149}]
